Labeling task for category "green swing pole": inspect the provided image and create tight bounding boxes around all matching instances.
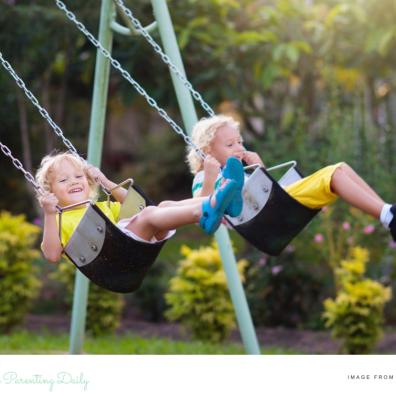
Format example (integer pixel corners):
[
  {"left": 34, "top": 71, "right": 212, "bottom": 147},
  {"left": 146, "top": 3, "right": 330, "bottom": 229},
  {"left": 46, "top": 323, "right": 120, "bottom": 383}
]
[
  {"left": 69, "top": 0, "right": 115, "bottom": 354},
  {"left": 150, "top": 0, "right": 260, "bottom": 355}
]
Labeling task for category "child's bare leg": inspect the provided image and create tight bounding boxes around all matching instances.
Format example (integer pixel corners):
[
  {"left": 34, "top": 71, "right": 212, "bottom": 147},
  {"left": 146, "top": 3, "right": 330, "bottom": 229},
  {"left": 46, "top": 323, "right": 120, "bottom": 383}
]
[
  {"left": 126, "top": 203, "right": 202, "bottom": 241},
  {"left": 336, "top": 163, "right": 383, "bottom": 201},
  {"left": 331, "top": 165, "right": 384, "bottom": 218},
  {"left": 128, "top": 192, "right": 216, "bottom": 240},
  {"left": 126, "top": 178, "right": 239, "bottom": 240},
  {"left": 158, "top": 197, "right": 206, "bottom": 208}
]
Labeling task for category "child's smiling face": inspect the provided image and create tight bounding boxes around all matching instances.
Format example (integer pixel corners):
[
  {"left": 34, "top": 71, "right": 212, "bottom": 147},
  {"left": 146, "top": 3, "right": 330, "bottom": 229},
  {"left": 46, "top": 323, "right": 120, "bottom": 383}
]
[
  {"left": 209, "top": 124, "right": 245, "bottom": 166},
  {"left": 50, "top": 159, "right": 90, "bottom": 207}
]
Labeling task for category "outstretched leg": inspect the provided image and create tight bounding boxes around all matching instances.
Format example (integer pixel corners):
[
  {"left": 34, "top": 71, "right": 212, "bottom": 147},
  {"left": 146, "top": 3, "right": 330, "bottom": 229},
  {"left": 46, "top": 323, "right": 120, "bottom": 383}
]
[
  {"left": 124, "top": 156, "right": 245, "bottom": 241},
  {"left": 157, "top": 196, "right": 206, "bottom": 208},
  {"left": 127, "top": 203, "right": 203, "bottom": 241},
  {"left": 126, "top": 178, "right": 240, "bottom": 240},
  {"left": 334, "top": 163, "right": 384, "bottom": 202},
  {"left": 330, "top": 163, "right": 385, "bottom": 218},
  {"left": 329, "top": 162, "right": 396, "bottom": 241}
]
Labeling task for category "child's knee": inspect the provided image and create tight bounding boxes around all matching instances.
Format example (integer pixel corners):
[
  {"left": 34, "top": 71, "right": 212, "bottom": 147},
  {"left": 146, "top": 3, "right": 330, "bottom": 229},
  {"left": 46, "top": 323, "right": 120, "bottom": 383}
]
[
  {"left": 137, "top": 205, "right": 157, "bottom": 220},
  {"left": 339, "top": 162, "right": 349, "bottom": 171},
  {"left": 333, "top": 162, "right": 348, "bottom": 177}
]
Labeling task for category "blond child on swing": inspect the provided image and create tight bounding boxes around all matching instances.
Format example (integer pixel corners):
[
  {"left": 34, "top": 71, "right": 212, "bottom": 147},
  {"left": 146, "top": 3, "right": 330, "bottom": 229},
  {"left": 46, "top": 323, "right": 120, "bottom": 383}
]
[
  {"left": 36, "top": 151, "right": 244, "bottom": 263},
  {"left": 186, "top": 115, "right": 396, "bottom": 241}
]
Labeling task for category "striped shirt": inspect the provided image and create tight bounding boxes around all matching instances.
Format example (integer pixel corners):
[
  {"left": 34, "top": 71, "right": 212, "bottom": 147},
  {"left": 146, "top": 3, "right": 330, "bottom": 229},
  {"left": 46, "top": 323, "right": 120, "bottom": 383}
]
[{"left": 191, "top": 171, "right": 223, "bottom": 196}]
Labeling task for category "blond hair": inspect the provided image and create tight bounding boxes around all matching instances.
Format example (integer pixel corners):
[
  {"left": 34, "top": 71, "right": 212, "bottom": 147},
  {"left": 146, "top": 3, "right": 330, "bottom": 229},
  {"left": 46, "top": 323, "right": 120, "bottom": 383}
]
[
  {"left": 186, "top": 114, "right": 240, "bottom": 174},
  {"left": 35, "top": 151, "right": 97, "bottom": 198}
]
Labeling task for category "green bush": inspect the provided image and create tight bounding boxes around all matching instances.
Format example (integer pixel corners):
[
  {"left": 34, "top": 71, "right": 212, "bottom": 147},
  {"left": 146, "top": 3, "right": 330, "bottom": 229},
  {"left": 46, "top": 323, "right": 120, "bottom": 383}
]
[
  {"left": 323, "top": 246, "right": 391, "bottom": 354},
  {"left": 245, "top": 253, "right": 326, "bottom": 329},
  {"left": 0, "top": 211, "right": 41, "bottom": 331},
  {"left": 52, "top": 261, "right": 124, "bottom": 337},
  {"left": 130, "top": 260, "right": 175, "bottom": 322},
  {"left": 165, "top": 243, "right": 247, "bottom": 343}
]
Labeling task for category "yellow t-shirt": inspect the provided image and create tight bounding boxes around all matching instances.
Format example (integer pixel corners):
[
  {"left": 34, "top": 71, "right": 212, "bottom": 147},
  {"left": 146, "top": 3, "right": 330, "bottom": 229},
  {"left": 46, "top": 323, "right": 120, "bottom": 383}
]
[{"left": 58, "top": 201, "right": 121, "bottom": 246}]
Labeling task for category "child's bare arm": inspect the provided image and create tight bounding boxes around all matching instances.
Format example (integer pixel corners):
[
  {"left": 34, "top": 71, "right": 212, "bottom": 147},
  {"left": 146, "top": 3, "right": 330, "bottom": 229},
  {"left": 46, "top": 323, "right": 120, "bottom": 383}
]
[
  {"left": 87, "top": 166, "right": 128, "bottom": 203},
  {"left": 194, "top": 155, "right": 221, "bottom": 197},
  {"left": 39, "top": 193, "right": 63, "bottom": 263}
]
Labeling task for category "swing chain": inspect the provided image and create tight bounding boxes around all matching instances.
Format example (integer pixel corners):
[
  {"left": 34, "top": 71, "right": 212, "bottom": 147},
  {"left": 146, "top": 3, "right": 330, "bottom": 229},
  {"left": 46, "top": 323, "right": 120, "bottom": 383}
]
[
  {"left": 0, "top": 141, "right": 43, "bottom": 193},
  {"left": 113, "top": 0, "right": 215, "bottom": 118},
  {"left": 0, "top": 52, "right": 80, "bottom": 158},
  {"left": 0, "top": 51, "right": 114, "bottom": 196},
  {"left": 55, "top": 0, "right": 205, "bottom": 160}
]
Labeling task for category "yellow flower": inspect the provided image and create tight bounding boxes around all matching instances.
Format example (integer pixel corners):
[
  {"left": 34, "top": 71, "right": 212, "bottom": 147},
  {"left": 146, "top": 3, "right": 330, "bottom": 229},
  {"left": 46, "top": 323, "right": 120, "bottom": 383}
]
[{"left": 351, "top": 246, "right": 369, "bottom": 264}]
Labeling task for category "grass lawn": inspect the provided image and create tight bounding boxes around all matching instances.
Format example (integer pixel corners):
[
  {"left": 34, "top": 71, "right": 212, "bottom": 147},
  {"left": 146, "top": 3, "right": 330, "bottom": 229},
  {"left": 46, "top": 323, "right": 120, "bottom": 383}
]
[{"left": 0, "top": 331, "right": 299, "bottom": 354}]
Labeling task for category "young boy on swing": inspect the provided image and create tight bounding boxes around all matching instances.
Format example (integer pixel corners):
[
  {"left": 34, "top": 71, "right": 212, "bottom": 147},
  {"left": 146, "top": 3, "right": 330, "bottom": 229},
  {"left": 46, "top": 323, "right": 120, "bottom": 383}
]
[
  {"left": 36, "top": 151, "right": 244, "bottom": 263},
  {"left": 186, "top": 114, "right": 396, "bottom": 241}
]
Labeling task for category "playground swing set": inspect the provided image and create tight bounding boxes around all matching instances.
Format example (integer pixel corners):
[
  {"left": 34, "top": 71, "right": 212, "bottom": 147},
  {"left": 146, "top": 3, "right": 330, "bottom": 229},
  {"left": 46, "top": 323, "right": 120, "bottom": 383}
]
[
  {"left": 0, "top": 0, "right": 322, "bottom": 355},
  {"left": 0, "top": 0, "right": 318, "bottom": 293}
]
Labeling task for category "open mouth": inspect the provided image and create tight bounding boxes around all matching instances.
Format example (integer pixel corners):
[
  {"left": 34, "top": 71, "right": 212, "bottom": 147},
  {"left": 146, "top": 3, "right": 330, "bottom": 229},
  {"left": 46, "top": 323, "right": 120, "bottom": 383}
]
[{"left": 69, "top": 187, "right": 83, "bottom": 194}]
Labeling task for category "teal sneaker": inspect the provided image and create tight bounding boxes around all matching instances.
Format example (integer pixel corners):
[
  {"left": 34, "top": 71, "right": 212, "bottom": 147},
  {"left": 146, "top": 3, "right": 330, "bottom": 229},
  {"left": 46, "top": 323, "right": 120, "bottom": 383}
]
[
  {"left": 199, "top": 179, "right": 238, "bottom": 234},
  {"left": 221, "top": 157, "right": 244, "bottom": 217}
]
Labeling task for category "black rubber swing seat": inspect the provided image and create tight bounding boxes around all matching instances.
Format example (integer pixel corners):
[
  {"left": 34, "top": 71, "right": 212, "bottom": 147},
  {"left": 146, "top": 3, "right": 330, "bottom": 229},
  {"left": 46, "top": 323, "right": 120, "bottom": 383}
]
[
  {"left": 225, "top": 164, "right": 320, "bottom": 256},
  {"left": 62, "top": 184, "right": 166, "bottom": 293}
]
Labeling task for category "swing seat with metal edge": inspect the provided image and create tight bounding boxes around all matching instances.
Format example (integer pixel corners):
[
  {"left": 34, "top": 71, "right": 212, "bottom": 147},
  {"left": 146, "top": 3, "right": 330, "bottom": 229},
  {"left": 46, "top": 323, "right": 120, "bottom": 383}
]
[
  {"left": 225, "top": 161, "right": 320, "bottom": 256},
  {"left": 59, "top": 179, "right": 166, "bottom": 294},
  {"left": 0, "top": 51, "right": 172, "bottom": 295}
]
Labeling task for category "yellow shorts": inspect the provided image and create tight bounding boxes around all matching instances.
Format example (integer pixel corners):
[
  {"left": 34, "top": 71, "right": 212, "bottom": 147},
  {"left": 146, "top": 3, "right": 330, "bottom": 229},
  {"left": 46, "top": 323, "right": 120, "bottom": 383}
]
[{"left": 284, "top": 163, "right": 344, "bottom": 209}]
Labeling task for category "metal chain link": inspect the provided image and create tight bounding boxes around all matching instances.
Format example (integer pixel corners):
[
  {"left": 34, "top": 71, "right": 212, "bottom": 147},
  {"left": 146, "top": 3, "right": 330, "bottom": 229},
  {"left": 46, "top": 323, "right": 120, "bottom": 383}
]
[
  {"left": 0, "top": 141, "right": 43, "bottom": 192},
  {"left": 0, "top": 53, "right": 80, "bottom": 157},
  {"left": 55, "top": 0, "right": 205, "bottom": 159},
  {"left": 0, "top": 51, "right": 82, "bottom": 161},
  {"left": 113, "top": 0, "right": 215, "bottom": 117},
  {"left": 0, "top": 52, "right": 117, "bottom": 195}
]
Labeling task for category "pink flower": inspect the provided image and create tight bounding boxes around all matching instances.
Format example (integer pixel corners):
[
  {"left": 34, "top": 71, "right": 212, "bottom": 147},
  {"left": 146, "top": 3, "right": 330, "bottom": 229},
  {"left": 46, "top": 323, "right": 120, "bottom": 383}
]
[
  {"left": 388, "top": 240, "right": 396, "bottom": 249},
  {"left": 321, "top": 206, "right": 328, "bottom": 213},
  {"left": 33, "top": 217, "right": 42, "bottom": 227},
  {"left": 285, "top": 245, "right": 295, "bottom": 253},
  {"left": 258, "top": 256, "right": 267, "bottom": 267},
  {"left": 271, "top": 265, "right": 283, "bottom": 275},
  {"left": 347, "top": 236, "right": 354, "bottom": 245},
  {"left": 314, "top": 233, "right": 324, "bottom": 243},
  {"left": 342, "top": 222, "right": 350, "bottom": 230},
  {"left": 363, "top": 224, "right": 375, "bottom": 234}
]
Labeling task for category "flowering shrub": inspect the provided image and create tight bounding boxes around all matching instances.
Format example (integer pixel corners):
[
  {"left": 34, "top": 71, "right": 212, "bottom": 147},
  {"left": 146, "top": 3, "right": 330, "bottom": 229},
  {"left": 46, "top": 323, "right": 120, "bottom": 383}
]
[
  {"left": 323, "top": 247, "right": 391, "bottom": 354},
  {"left": 0, "top": 211, "right": 41, "bottom": 331},
  {"left": 312, "top": 206, "right": 383, "bottom": 269},
  {"left": 165, "top": 242, "right": 247, "bottom": 342},
  {"left": 245, "top": 253, "right": 326, "bottom": 328},
  {"left": 293, "top": 204, "right": 392, "bottom": 291}
]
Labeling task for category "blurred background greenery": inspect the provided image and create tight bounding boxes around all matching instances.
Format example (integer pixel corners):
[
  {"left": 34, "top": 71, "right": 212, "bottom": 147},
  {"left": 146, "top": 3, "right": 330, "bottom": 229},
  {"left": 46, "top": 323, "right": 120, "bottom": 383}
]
[{"left": 1, "top": 0, "right": 396, "bottom": 353}]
